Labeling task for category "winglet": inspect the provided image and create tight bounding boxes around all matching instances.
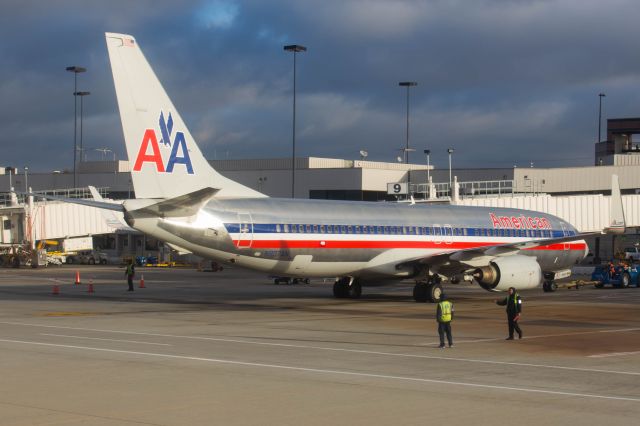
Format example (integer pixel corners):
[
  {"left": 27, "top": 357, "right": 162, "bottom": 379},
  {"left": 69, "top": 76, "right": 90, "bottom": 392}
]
[{"left": 605, "top": 174, "right": 625, "bottom": 234}]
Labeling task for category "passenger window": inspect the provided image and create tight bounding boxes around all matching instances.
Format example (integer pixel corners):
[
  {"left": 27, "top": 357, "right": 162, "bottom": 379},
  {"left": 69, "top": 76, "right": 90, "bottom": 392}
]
[
  {"left": 313, "top": 225, "right": 319, "bottom": 233},
  {"left": 355, "top": 225, "right": 361, "bottom": 234},
  {"left": 276, "top": 224, "right": 281, "bottom": 233},
  {"left": 320, "top": 225, "right": 325, "bottom": 233},
  {"left": 341, "top": 225, "right": 347, "bottom": 234}
]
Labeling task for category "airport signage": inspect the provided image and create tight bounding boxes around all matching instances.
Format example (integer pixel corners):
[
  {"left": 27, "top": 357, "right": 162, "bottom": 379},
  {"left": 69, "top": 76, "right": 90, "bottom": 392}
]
[{"left": 387, "top": 182, "right": 408, "bottom": 195}]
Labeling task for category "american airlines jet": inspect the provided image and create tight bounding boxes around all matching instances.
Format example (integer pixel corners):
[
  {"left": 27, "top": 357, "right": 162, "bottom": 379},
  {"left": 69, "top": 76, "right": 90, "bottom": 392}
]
[{"left": 61, "top": 33, "right": 625, "bottom": 302}]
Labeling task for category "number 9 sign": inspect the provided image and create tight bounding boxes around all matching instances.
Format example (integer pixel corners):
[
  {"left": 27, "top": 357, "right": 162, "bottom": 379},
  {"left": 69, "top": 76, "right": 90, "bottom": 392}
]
[{"left": 387, "top": 182, "right": 408, "bottom": 195}]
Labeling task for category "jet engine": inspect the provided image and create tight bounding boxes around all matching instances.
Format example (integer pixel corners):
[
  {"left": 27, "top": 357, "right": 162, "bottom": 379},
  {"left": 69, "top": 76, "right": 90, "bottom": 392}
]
[{"left": 472, "top": 255, "right": 542, "bottom": 291}]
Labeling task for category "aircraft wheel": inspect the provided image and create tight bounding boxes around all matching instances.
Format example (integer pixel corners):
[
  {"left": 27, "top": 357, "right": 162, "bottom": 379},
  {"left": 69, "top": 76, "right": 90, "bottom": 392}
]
[
  {"left": 428, "top": 283, "right": 443, "bottom": 303},
  {"left": 348, "top": 280, "right": 362, "bottom": 299},
  {"left": 333, "top": 279, "right": 349, "bottom": 298},
  {"left": 413, "top": 283, "right": 428, "bottom": 303}
]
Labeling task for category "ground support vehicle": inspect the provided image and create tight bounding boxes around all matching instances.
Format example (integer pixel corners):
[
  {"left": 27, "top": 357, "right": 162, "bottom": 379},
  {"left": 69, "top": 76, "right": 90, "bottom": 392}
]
[{"left": 591, "top": 264, "right": 640, "bottom": 288}]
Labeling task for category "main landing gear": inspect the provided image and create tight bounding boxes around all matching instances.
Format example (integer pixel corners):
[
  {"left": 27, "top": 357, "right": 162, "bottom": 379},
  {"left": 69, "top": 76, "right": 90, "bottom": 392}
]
[
  {"left": 413, "top": 276, "right": 443, "bottom": 303},
  {"left": 333, "top": 277, "right": 362, "bottom": 299}
]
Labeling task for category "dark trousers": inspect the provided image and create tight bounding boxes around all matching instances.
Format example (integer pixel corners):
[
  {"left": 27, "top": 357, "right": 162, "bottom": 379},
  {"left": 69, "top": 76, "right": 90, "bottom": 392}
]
[
  {"left": 438, "top": 322, "right": 452, "bottom": 346},
  {"left": 508, "top": 314, "right": 522, "bottom": 338},
  {"left": 127, "top": 275, "right": 134, "bottom": 291}
]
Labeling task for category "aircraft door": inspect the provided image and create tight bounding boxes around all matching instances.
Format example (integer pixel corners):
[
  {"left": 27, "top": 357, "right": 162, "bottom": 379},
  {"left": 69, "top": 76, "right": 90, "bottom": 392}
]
[
  {"left": 560, "top": 223, "right": 570, "bottom": 251},
  {"left": 236, "top": 213, "right": 254, "bottom": 249}
]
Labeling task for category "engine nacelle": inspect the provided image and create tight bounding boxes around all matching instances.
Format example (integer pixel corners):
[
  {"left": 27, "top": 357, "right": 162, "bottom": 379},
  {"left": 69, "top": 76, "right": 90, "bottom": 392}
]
[{"left": 473, "top": 255, "right": 542, "bottom": 291}]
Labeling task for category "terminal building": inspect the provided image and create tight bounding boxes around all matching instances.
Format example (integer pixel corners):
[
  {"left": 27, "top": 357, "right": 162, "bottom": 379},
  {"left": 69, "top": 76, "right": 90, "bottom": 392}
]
[{"left": 2, "top": 118, "right": 640, "bottom": 264}]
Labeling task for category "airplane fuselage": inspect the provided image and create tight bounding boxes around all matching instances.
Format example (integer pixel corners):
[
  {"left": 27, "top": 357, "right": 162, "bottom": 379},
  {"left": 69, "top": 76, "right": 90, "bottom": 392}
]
[{"left": 127, "top": 197, "right": 587, "bottom": 281}]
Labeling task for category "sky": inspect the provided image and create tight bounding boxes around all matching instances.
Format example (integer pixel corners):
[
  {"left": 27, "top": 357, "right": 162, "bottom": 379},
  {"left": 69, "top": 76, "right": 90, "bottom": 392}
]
[{"left": 2, "top": 0, "right": 640, "bottom": 173}]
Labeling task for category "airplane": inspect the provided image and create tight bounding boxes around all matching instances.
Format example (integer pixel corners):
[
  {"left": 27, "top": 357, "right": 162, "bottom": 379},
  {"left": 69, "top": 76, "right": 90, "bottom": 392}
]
[{"left": 46, "top": 32, "right": 626, "bottom": 303}]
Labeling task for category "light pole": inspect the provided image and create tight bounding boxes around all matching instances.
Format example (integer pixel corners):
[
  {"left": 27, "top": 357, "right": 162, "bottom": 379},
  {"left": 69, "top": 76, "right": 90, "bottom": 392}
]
[
  {"left": 447, "top": 148, "right": 454, "bottom": 196},
  {"left": 74, "top": 91, "right": 90, "bottom": 163},
  {"left": 284, "top": 44, "right": 307, "bottom": 198},
  {"left": 423, "top": 149, "right": 431, "bottom": 183},
  {"left": 399, "top": 81, "right": 417, "bottom": 191},
  {"left": 66, "top": 66, "right": 86, "bottom": 188},
  {"left": 24, "top": 166, "right": 29, "bottom": 194},
  {"left": 598, "top": 93, "right": 606, "bottom": 143}
]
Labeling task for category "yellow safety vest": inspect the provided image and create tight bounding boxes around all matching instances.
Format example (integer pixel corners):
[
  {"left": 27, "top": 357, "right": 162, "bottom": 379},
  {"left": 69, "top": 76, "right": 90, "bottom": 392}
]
[{"left": 439, "top": 300, "right": 453, "bottom": 322}]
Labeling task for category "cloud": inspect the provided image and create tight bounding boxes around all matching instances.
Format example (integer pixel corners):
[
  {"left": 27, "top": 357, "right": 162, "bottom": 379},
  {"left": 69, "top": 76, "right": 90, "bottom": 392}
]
[
  {"left": 195, "top": 0, "right": 240, "bottom": 29},
  {"left": 2, "top": 0, "right": 640, "bottom": 172}
]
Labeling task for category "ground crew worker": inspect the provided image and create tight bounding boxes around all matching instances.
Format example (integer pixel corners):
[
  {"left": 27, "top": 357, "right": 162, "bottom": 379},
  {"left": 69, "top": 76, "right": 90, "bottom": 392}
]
[
  {"left": 495, "top": 287, "right": 522, "bottom": 340},
  {"left": 436, "top": 294, "right": 454, "bottom": 348},
  {"left": 125, "top": 259, "right": 135, "bottom": 292}
]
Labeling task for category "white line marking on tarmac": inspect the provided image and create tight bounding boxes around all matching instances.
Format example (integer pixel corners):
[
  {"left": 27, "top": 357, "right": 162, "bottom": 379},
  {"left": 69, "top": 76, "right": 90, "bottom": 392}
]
[
  {"left": 1, "top": 321, "right": 639, "bottom": 377},
  {"left": 589, "top": 351, "right": 640, "bottom": 358},
  {"left": 0, "top": 337, "right": 638, "bottom": 403},
  {"left": 40, "top": 333, "right": 172, "bottom": 346}
]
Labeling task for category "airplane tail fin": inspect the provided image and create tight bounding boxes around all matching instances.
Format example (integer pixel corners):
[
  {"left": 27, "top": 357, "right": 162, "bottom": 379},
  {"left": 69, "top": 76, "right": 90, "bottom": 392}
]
[
  {"left": 605, "top": 174, "right": 626, "bottom": 234},
  {"left": 105, "top": 32, "right": 265, "bottom": 200}
]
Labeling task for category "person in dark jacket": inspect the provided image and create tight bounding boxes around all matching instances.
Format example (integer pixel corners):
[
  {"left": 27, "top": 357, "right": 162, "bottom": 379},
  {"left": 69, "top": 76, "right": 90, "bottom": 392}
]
[
  {"left": 125, "top": 259, "right": 135, "bottom": 292},
  {"left": 495, "top": 287, "right": 522, "bottom": 340},
  {"left": 436, "top": 294, "right": 454, "bottom": 348}
]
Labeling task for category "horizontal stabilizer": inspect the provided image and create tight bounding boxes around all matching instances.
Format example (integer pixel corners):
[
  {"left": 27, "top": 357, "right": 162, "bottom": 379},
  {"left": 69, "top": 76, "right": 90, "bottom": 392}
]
[
  {"left": 125, "top": 187, "right": 219, "bottom": 218},
  {"left": 88, "top": 186, "right": 133, "bottom": 230}
]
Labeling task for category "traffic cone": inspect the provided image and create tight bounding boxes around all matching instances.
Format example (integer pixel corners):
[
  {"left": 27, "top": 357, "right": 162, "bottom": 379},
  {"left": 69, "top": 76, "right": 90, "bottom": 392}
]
[
  {"left": 74, "top": 270, "right": 81, "bottom": 285},
  {"left": 87, "top": 279, "right": 94, "bottom": 294},
  {"left": 139, "top": 274, "right": 145, "bottom": 289},
  {"left": 52, "top": 284, "right": 60, "bottom": 295}
]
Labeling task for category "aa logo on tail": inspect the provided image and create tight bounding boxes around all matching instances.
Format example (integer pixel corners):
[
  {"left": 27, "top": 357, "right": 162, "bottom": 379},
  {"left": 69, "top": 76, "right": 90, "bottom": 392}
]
[{"left": 133, "top": 111, "right": 194, "bottom": 174}]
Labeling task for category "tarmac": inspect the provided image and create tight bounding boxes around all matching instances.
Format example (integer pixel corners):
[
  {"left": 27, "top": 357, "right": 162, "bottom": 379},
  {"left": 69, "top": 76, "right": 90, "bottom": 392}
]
[{"left": 0, "top": 265, "right": 639, "bottom": 425}]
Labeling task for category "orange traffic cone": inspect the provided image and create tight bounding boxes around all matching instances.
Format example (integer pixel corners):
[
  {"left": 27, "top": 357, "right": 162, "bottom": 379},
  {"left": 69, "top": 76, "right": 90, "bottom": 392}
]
[
  {"left": 139, "top": 274, "right": 145, "bottom": 288},
  {"left": 52, "top": 285, "right": 60, "bottom": 295},
  {"left": 74, "top": 270, "right": 81, "bottom": 285},
  {"left": 87, "top": 280, "right": 94, "bottom": 294}
]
